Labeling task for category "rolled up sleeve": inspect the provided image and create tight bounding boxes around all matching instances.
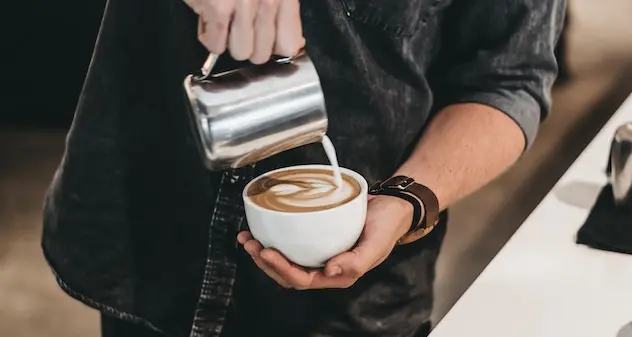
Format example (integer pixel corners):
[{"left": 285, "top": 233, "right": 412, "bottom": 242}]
[{"left": 429, "top": 0, "right": 567, "bottom": 150}]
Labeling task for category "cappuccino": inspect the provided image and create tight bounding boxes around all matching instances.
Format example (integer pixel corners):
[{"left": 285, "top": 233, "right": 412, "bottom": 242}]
[
  {"left": 246, "top": 167, "right": 361, "bottom": 213},
  {"left": 243, "top": 164, "right": 368, "bottom": 267}
]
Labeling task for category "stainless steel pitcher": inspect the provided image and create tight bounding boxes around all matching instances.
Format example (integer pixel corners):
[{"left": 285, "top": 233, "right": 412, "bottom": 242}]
[
  {"left": 610, "top": 122, "right": 632, "bottom": 206},
  {"left": 183, "top": 50, "right": 328, "bottom": 171}
]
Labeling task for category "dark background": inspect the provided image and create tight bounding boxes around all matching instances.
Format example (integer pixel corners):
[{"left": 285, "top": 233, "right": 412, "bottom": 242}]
[
  {"left": 1, "top": 1, "right": 106, "bottom": 128},
  {"left": 0, "top": 2, "right": 569, "bottom": 129}
]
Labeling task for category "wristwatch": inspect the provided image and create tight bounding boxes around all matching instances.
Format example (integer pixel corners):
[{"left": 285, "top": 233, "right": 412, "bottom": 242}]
[{"left": 368, "top": 176, "right": 440, "bottom": 245}]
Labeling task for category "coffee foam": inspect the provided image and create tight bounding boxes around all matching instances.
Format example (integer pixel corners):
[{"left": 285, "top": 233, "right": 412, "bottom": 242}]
[{"left": 246, "top": 168, "right": 361, "bottom": 213}]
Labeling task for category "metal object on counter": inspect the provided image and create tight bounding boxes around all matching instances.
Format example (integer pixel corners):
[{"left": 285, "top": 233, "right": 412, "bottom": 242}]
[
  {"left": 183, "top": 50, "right": 328, "bottom": 171},
  {"left": 618, "top": 321, "right": 632, "bottom": 337},
  {"left": 609, "top": 123, "right": 632, "bottom": 206}
]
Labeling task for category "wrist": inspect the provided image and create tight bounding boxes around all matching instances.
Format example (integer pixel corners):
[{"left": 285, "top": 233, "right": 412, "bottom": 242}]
[
  {"left": 369, "top": 195, "right": 417, "bottom": 241},
  {"left": 394, "top": 164, "right": 443, "bottom": 211}
]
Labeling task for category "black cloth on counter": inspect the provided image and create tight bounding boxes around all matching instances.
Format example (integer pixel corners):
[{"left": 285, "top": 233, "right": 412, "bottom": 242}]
[{"left": 577, "top": 184, "right": 632, "bottom": 255}]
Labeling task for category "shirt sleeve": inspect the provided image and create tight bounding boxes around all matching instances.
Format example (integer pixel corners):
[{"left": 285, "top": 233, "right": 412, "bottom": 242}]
[{"left": 429, "top": 0, "right": 567, "bottom": 150}]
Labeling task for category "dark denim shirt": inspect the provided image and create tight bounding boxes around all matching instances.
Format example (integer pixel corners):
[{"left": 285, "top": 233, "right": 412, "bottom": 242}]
[{"left": 42, "top": 0, "right": 565, "bottom": 336}]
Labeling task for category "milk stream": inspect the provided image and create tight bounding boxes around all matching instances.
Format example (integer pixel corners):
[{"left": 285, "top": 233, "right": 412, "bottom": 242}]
[{"left": 321, "top": 136, "right": 343, "bottom": 188}]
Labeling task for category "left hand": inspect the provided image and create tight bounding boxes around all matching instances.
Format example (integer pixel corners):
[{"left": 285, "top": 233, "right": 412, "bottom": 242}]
[{"left": 237, "top": 195, "right": 414, "bottom": 290}]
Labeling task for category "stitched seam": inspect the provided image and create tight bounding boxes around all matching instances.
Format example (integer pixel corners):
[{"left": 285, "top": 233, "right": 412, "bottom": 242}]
[
  {"left": 339, "top": 0, "right": 441, "bottom": 38},
  {"left": 190, "top": 172, "right": 227, "bottom": 337},
  {"left": 43, "top": 250, "right": 164, "bottom": 334},
  {"left": 189, "top": 165, "right": 256, "bottom": 337}
]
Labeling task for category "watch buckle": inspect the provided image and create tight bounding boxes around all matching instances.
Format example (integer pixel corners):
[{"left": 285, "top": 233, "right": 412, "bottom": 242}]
[
  {"left": 369, "top": 176, "right": 415, "bottom": 194},
  {"left": 384, "top": 176, "right": 415, "bottom": 190},
  {"left": 369, "top": 180, "right": 384, "bottom": 194}
]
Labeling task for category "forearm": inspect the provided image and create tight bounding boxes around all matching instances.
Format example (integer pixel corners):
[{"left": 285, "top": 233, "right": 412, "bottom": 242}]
[{"left": 395, "top": 103, "right": 526, "bottom": 210}]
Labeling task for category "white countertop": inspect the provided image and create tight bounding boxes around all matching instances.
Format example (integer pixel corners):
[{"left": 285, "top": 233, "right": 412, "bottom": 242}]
[{"left": 430, "top": 93, "right": 632, "bottom": 337}]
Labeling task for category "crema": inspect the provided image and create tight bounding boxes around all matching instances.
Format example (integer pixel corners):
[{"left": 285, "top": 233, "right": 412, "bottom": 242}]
[{"left": 246, "top": 168, "right": 361, "bottom": 212}]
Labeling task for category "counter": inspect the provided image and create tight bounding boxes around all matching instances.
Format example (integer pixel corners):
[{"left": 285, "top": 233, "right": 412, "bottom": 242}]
[{"left": 430, "top": 93, "right": 632, "bottom": 337}]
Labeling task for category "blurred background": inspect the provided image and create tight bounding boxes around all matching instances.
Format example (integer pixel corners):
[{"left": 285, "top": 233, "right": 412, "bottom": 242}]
[{"left": 1, "top": 1, "right": 632, "bottom": 336}]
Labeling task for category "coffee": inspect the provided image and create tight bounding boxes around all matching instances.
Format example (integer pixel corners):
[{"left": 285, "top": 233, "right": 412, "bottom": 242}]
[{"left": 246, "top": 167, "right": 361, "bottom": 213}]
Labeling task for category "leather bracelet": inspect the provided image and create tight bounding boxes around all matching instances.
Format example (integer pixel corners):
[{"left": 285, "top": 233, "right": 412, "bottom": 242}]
[{"left": 368, "top": 176, "right": 440, "bottom": 245}]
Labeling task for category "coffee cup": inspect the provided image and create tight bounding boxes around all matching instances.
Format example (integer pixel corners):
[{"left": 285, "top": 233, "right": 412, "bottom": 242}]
[{"left": 242, "top": 164, "right": 368, "bottom": 268}]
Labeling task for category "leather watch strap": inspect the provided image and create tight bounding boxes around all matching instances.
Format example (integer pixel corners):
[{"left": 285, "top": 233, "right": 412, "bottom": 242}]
[
  {"left": 397, "top": 183, "right": 439, "bottom": 244},
  {"left": 368, "top": 176, "right": 440, "bottom": 245}
]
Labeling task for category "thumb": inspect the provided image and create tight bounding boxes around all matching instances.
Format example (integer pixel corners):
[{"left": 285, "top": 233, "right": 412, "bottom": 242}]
[{"left": 324, "top": 234, "right": 385, "bottom": 279}]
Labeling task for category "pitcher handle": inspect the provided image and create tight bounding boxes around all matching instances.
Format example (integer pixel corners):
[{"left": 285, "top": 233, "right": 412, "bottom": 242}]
[
  {"left": 195, "top": 48, "right": 306, "bottom": 81},
  {"left": 200, "top": 53, "right": 220, "bottom": 79}
]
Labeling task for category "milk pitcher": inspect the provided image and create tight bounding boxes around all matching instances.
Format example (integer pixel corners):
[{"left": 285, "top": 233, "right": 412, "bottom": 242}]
[{"left": 183, "top": 50, "right": 328, "bottom": 171}]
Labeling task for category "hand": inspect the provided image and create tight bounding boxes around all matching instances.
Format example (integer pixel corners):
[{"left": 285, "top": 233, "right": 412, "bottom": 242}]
[
  {"left": 184, "top": 0, "right": 305, "bottom": 64},
  {"left": 237, "top": 195, "right": 414, "bottom": 290}
]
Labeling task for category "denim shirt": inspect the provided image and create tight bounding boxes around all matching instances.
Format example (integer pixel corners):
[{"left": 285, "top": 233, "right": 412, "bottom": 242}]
[{"left": 42, "top": 0, "right": 565, "bottom": 336}]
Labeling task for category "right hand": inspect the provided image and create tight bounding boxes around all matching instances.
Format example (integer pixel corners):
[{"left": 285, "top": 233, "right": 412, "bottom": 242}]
[{"left": 184, "top": 0, "right": 305, "bottom": 64}]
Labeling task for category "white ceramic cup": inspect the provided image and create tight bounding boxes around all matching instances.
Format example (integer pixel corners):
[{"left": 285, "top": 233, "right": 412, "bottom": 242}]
[{"left": 242, "top": 164, "right": 368, "bottom": 268}]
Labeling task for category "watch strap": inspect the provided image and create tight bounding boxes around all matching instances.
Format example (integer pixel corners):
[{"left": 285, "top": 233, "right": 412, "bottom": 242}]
[
  {"left": 371, "top": 188, "right": 424, "bottom": 238},
  {"left": 397, "top": 182, "right": 439, "bottom": 244},
  {"left": 368, "top": 176, "right": 440, "bottom": 245}
]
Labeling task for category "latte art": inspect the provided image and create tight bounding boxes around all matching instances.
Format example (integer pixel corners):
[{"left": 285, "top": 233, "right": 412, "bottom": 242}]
[{"left": 246, "top": 168, "right": 361, "bottom": 212}]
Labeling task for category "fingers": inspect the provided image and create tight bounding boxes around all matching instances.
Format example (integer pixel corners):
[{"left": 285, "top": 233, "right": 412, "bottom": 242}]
[
  {"left": 239, "top": 232, "right": 292, "bottom": 288},
  {"left": 274, "top": 0, "right": 305, "bottom": 57},
  {"left": 237, "top": 230, "right": 391, "bottom": 290},
  {"left": 237, "top": 228, "right": 394, "bottom": 290},
  {"left": 184, "top": 0, "right": 207, "bottom": 14},
  {"left": 198, "top": 1, "right": 235, "bottom": 54},
  {"left": 236, "top": 231, "right": 253, "bottom": 245},
  {"left": 259, "top": 249, "right": 359, "bottom": 290},
  {"left": 259, "top": 248, "right": 315, "bottom": 290},
  {"left": 238, "top": 232, "right": 358, "bottom": 290},
  {"left": 324, "top": 231, "right": 392, "bottom": 283},
  {"left": 194, "top": 0, "right": 302, "bottom": 61},
  {"left": 251, "top": 0, "right": 279, "bottom": 64},
  {"left": 239, "top": 231, "right": 314, "bottom": 289},
  {"left": 228, "top": 0, "right": 257, "bottom": 60}
]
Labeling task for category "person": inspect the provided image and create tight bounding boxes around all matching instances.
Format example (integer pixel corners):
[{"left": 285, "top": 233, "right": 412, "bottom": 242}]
[{"left": 42, "top": 0, "right": 566, "bottom": 336}]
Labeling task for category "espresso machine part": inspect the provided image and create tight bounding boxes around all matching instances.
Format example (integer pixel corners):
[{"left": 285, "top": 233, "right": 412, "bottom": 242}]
[
  {"left": 183, "top": 50, "right": 328, "bottom": 171},
  {"left": 610, "top": 123, "right": 632, "bottom": 206}
]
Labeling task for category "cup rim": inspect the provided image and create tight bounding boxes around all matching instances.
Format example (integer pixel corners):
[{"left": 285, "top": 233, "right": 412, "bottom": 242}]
[{"left": 242, "top": 164, "right": 368, "bottom": 216}]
